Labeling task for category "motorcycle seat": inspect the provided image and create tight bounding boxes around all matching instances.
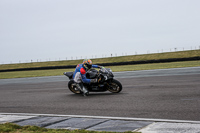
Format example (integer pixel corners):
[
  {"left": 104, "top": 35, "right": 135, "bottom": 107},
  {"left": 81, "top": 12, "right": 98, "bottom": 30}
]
[{"left": 64, "top": 72, "right": 74, "bottom": 79}]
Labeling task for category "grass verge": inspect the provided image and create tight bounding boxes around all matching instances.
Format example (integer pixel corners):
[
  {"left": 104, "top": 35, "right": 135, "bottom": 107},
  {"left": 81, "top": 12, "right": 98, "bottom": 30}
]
[
  {"left": 0, "top": 60, "right": 199, "bottom": 79},
  {"left": 0, "top": 123, "right": 135, "bottom": 133},
  {"left": 0, "top": 50, "right": 199, "bottom": 70}
]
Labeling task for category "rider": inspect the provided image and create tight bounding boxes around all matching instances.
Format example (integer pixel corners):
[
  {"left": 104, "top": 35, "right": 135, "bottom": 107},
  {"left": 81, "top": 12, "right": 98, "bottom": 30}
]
[{"left": 73, "top": 59, "right": 101, "bottom": 96}]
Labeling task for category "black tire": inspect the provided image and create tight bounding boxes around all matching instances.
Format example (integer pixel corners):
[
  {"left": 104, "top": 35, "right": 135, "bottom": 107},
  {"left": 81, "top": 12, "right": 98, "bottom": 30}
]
[
  {"left": 68, "top": 80, "right": 82, "bottom": 94},
  {"left": 107, "top": 79, "right": 122, "bottom": 93}
]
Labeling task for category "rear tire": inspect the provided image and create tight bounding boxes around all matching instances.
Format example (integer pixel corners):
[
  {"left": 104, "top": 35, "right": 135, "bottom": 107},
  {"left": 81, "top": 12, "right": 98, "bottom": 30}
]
[
  {"left": 107, "top": 79, "right": 122, "bottom": 93},
  {"left": 68, "top": 80, "right": 82, "bottom": 94}
]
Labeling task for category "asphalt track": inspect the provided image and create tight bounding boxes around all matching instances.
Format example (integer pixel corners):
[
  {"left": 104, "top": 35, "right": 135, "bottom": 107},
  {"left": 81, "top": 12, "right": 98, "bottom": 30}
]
[{"left": 0, "top": 67, "right": 200, "bottom": 121}]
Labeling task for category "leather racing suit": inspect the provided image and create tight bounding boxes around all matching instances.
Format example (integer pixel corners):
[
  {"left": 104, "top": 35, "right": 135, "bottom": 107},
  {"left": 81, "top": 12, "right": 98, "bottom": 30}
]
[
  {"left": 73, "top": 64, "right": 99, "bottom": 83},
  {"left": 73, "top": 64, "right": 99, "bottom": 95}
]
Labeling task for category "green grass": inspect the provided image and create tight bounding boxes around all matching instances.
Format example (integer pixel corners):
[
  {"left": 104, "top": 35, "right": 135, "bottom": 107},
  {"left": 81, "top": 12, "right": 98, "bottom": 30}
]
[
  {"left": 0, "top": 50, "right": 199, "bottom": 79},
  {"left": 108, "top": 60, "right": 200, "bottom": 71},
  {"left": 0, "top": 60, "right": 199, "bottom": 79},
  {"left": 0, "top": 50, "right": 200, "bottom": 70},
  {"left": 0, "top": 123, "right": 136, "bottom": 133}
]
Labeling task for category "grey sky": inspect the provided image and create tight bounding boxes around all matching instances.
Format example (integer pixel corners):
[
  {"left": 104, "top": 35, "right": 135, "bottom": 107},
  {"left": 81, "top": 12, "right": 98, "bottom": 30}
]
[{"left": 0, "top": 0, "right": 200, "bottom": 64}]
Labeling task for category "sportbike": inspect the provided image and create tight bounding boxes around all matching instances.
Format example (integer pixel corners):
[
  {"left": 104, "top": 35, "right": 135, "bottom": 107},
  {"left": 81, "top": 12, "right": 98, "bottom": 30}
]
[{"left": 64, "top": 67, "right": 122, "bottom": 95}]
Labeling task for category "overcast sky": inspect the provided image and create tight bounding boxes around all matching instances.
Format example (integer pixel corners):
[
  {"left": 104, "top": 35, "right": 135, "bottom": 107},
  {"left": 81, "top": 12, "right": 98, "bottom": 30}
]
[{"left": 0, "top": 0, "right": 200, "bottom": 64}]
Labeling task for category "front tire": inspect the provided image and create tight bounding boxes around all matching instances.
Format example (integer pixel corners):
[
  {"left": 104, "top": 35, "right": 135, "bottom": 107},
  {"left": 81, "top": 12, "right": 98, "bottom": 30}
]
[
  {"left": 107, "top": 79, "right": 122, "bottom": 93},
  {"left": 68, "top": 80, "right": 82, "bottom": 94}
]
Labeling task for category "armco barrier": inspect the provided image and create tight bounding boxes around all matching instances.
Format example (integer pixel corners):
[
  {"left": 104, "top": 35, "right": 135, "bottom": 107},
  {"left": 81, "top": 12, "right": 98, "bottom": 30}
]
[{"left": 0, "top": 56, "right": 200, "bottom": 72}]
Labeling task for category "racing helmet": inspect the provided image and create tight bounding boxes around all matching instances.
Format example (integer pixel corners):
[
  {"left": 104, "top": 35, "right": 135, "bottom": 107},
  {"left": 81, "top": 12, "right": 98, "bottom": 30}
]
[{"left": 83, "top": 59, "right": 92, "bottom": 70}]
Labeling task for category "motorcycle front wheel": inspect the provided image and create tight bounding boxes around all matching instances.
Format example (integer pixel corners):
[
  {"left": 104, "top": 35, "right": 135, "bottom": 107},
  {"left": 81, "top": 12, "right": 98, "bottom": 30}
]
[
  {"left": 68, "top": 80, "right": 82, "bottom": 94},
  {"left": 107, "top": 79, "right": 122, "bottom": 93}
]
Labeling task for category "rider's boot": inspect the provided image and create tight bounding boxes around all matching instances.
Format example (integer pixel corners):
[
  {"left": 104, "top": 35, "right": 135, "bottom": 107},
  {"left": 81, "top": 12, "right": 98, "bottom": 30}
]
[
  {"left": 77, "top": 83, "right": 89, "bottom": 96},
  {"left": 82, "top": 86, "right": 89, "bottom": 96}
]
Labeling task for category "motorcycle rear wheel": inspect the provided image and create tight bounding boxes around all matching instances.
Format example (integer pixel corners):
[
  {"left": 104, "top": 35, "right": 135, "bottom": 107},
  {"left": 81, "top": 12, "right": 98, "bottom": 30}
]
[
  {"left": 107, "top": 79, "right": 122, "bottom": 93},
  {"left": 68, "top": 80, "right": 82, "bottom": 94}
]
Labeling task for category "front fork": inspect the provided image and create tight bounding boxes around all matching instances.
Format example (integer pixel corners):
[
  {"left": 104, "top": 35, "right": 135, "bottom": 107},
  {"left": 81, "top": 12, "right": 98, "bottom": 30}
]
[{"left": 104, "top": 79, "right": 113, "bottom": 89}]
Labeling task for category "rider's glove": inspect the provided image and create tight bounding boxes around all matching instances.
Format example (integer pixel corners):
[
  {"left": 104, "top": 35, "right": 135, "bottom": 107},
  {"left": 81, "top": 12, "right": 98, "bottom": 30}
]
[
  {"left": 90, "top": 78, "right": 98, "bottom": 83},
  {"left": 98, "top": 66, "right": 103, "bottom": 69}
]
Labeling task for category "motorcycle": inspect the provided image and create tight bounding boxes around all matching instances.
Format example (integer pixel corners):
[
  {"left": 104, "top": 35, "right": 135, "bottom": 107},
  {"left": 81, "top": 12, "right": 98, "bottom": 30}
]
[{"left": 64, "top": 67, "right": 122, "bottom": 95}]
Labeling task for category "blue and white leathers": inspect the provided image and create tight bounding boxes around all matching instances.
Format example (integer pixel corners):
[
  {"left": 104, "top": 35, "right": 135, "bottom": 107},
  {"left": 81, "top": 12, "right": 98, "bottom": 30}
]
[{"left": 73, "top": 64, "right": 99, "bottom": 83}]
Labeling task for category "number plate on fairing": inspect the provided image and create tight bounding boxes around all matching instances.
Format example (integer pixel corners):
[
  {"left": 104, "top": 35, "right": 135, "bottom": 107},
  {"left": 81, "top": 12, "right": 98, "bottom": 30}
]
[{"left": 104, "top": 76, "right": 108, "bottom": 80}]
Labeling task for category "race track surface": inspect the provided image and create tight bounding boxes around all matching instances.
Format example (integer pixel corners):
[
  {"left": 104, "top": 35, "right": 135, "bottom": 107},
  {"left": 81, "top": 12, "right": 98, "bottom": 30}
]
[{"left": 0, "top": 67, "right": 200, "bottom": 121}]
